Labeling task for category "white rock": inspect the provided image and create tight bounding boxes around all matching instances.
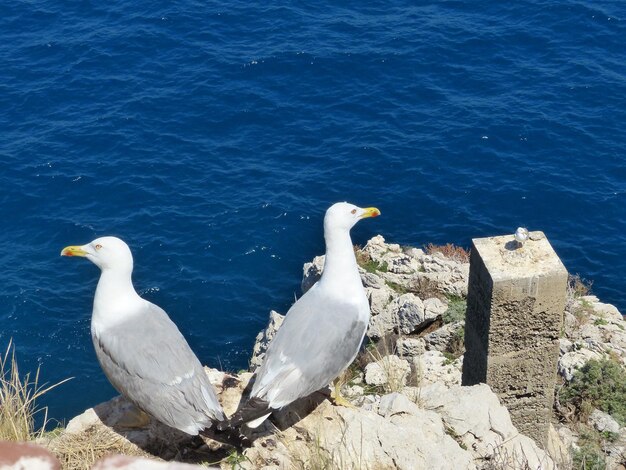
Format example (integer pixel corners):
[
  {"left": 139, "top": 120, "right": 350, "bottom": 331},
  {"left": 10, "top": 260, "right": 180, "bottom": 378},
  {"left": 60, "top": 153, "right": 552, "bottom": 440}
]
[
  {"left": 420, "top": 383, "right": 556, "bottom": 470},
  {"left": 559, "top": 338, "right": 573, "bottom": 354},
  {"left": 396, "top": 337, "right": 426, "bottom": 357},
  {"left": 360, "top": 272, "right": 385, "bottom": 289},
  {"left": 424, "top": 321, "right": 464, "bottom": 352},
  {"left": 558, "top": 348, "right": 602, "bottom": 381},
  {"left": 588, "top": 409, "right": 621, "bottom": 434},
  {"left": 367, "top": 308, "right": 397, "bottom": 340},
  {"left": 365, "top": 284, "right": 394, "bottom": 316},
  {"left": 579, "top": 323, "right": 604, "bottom": 343},
  {"left": 588, "top": 298, "right": 624, "bottom": 322},
  {"left": 395, "top": 294, "right": 428, "bottom": 334},
  {"left": 424, "top": 297, "right": 448, "bottom": 317},
  {"left": 378, "top": 392, "right": 421, "bottom": 418},
  {"left": 413, "top": 351, "right": 462, "bottom": 387},
  {"left": 364, "top": 355, "right": 410, "bottom": 389}
]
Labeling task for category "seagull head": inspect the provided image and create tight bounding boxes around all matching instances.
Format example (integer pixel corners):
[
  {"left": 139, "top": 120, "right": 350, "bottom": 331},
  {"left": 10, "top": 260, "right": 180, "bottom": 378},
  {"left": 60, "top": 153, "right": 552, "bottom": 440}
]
[
  {"left": 61, "top": 236, "right": 134, "bottom": 272},
  {"left": 324, "top": 202, "right": 381, "bottom": 232}
]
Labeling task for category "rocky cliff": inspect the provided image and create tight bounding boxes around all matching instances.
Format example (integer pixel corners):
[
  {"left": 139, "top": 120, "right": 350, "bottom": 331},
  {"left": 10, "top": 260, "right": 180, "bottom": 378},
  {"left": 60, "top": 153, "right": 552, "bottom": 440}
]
[{"left": 33, "top": 236, "right": 626, "bottom": 469}]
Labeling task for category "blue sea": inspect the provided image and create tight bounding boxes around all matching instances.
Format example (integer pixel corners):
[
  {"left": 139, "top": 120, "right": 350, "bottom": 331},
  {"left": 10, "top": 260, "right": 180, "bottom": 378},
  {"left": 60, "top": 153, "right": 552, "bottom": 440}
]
[{"left": 0, "top": 1, "right": 624, "bottom": 425}]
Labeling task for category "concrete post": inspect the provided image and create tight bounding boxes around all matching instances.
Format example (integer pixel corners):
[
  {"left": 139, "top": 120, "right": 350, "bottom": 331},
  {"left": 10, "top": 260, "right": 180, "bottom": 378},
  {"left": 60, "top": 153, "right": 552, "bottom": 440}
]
[{"left": 461, "top": 231, "right": 568, "bottom": 445}]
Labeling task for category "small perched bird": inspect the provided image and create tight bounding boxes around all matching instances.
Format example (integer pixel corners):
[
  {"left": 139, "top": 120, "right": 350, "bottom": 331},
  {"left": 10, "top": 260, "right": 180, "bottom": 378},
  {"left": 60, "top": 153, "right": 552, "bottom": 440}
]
[
  {"left": 220, "top": 202, "right": 380, "bottom": 430},
  {"left": 61, "top": 236, "right": 224, "bottom": 435},
  {"left": 514, "top": 227, "right": 529, "bottom": 248}
]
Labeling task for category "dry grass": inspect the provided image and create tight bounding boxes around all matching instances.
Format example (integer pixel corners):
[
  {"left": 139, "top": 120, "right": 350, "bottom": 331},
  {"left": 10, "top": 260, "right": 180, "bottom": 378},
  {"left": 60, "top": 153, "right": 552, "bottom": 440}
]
[
  {"left": 424, "top": 243, "right": 470, "bottom": 263},
  {"left": 0, "top": 339, "right": 71, "bottom": 441},
  {"left": 566, "top": 274, "right": 593, "bottom": 314},
  {"left": 48, "top": 425, "right": 157, "bottom": 470},
  {"left": 409, "top": 277, "right": 445, "bottom": 301}
]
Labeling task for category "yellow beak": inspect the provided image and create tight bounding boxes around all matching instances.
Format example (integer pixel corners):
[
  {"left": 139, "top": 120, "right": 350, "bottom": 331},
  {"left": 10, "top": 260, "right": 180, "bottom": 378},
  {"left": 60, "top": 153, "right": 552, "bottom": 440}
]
[
  {"left": 60, "top": 245, "right": 88, "bottom": 257},
  {"left": 360, "top": 207, "right": 381, "bottom": 218}
]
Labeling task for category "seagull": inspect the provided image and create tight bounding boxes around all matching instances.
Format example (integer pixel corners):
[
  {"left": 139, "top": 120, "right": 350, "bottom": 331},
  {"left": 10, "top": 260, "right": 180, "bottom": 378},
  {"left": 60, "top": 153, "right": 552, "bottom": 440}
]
[
  {"left": 61, "top": 236, "right": 225, "bottom": 435},
  {"left": 514, "top": 227, "right": 529, "bottom": 248},
  {"left": 219, "top": 202, "right": 380, "bottom": 430}
]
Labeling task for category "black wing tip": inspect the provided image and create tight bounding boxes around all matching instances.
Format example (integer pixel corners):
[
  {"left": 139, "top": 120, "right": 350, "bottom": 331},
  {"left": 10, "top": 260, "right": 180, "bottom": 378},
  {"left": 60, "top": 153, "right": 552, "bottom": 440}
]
[{"left": 217, "top": 397, "right": 271, "bottom": 431}]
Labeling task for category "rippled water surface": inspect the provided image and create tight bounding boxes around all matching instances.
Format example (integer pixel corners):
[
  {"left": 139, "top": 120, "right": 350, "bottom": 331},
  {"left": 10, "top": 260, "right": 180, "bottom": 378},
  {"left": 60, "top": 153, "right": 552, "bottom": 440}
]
[{"left": 0, "top": 1, "right": 624, "bottom": 422}]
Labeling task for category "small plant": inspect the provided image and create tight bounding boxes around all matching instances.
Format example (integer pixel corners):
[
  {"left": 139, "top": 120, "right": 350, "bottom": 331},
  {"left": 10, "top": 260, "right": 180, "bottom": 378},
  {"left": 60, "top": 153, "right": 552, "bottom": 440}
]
[
  {"left": 224, "top": 449, "right": 249, "bottom": 470},
  {"left": 0, "top": 340, "right": 70, "bottom": 441},
  {"left": 572, "top": 428, "right": 607, "bottom": 470},
  {"left": 424, "top": 243, "right": 470, "bottom": 263},
  {"left": 568, "top": 274, "right": 593, "bottom": 298},
  {"left": 559, "top": 358, "right": 626, "bottom": 426},
  {"left": 442, "top": 352, "right": 456, "bottom": 366},
  {"left": 384, "top": 280, "right": 407, "bottom": 295},
  {"left": 594, "top": 318, "right": 608, "bottom": 326},
  {"left": 443, "top": 295, "right": 466, "bottom": 324},
  {"left": 408, "top": 277, "right": 444, "bottom": 300},
  {"left": 566, "top": 274, "right": 594, "bottom": 315}
]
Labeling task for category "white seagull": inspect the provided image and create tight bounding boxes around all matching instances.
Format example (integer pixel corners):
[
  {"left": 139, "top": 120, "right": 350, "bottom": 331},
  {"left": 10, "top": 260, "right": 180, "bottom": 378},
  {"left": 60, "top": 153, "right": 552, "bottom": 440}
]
[
  {"left": 61, "top": 236, "right": 225, "bottom": 435},
  {"left": 220, "top": 202, "right": 380, "bottom": 429}
]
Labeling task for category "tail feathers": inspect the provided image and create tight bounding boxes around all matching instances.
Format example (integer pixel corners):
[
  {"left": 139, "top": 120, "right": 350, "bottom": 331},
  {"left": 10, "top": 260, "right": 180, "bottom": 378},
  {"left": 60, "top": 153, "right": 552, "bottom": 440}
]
[{"left": 216, "top": 397, "right": 272, "bottom": 431}]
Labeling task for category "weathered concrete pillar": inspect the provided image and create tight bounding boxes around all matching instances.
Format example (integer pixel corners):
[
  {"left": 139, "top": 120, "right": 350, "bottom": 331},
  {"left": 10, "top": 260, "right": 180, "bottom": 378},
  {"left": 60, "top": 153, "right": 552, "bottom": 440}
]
[{"left": 461, "top": 231, "right": 567, "bottom": 445}]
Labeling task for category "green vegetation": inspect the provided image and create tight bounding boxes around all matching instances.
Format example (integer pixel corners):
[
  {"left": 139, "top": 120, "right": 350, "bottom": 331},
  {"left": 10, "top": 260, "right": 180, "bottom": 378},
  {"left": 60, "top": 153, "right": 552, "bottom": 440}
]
[
  {"left": 443, "top": 295, "right": 467, "bottom": 324},
  {"left": 442, "top": 352, "right": 456, "bottom": 366},
  {"left": 385, "top": 280, "right": 407, "bottom": 294},
  {"left": 354, "top": 246, "right": 388, "bottom": 273},
  {"left": 571, "top": 429, "right": 606, "bottom": 470},
  {"left": 559, "top": 358, "right": 626, "bottom": 426},
  {"left": 594, "top": 318, "right": 608, "bottom": 326},
  {"left": 224, "top": 449, "right": 249, "bottom": 470}
]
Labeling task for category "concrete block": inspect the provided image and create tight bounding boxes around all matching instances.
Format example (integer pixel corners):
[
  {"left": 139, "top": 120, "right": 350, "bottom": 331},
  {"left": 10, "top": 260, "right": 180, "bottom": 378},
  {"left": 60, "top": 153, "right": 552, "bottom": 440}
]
[{"left": 462, "top": 231, "right": 567, "bottom": 445}]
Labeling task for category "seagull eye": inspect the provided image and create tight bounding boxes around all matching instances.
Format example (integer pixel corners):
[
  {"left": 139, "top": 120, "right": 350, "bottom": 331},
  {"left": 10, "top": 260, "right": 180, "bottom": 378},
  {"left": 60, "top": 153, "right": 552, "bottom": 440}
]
[
  {"left": 95, "top": 244, "right": 102, "bottom": 250},
  {"left": 350, "top": 209, "right": 357, "bottom": 214}
]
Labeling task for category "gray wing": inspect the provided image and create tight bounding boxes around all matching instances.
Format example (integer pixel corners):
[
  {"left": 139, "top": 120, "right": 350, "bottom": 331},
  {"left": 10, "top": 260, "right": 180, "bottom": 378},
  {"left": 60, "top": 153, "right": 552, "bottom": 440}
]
[
  {"left": 92, "top": 302, "right": 224, "bottom": 435},
  {"left": 251, "top": 287, "right": 368, "bottom": 408}
]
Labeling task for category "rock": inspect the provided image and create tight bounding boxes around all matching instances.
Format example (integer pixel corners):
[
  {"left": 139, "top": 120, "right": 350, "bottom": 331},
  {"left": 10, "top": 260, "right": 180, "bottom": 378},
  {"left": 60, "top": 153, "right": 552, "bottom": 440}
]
[
  {"left": 395, "top": 294, "right": 431, "bottom": 335},
  {"left": 586, "top": 297, "right": 625, "bottom": 322},
  {"left": 558, "top": 347, "right": 602, "bottom": 381},
  {"left": 562, "top": 311, "right": 579, "bottom": 338},
  {"left": 588, "top": 409, "right": 621, "bottom": 434},
  {"left": 424, "top": 297, "right": 447, "bottom": 318},
  {"left": 423, "top": 321, "right": 464, "bottom": 352},
  {"left": 559, "top": 338, "right": 573, "bottom": 354},
  {"left": 301, "top": 255, "right": 324, "bottom": 294},
  {"left": 378, "top": 392, "right": 421, "bottom": 418},
  {"left": 420, "top": 383, "right": 556, "bottom": 469},
  {"left": 250, "top": 310, "right": 285, "bottom": 371},
  {"left": 93, "top": 455, "right": 213, "bottom": 469},
  {"left": 360, "top": 272, "right": 385, "bottom": 289},
  {"left": 365, "top": 284, "right": 394, "bottom": 316},
  {"left": 364, "top": 355, "right": 410, "bottom": 389},
  {"left": 396, "top": 337, "right": 426, "bottom": 357},
  {"left": 244, "top": 400, "right": 475, "bottom": 470},
  {"left": 0, "top": 441, "right": 61, "bottom": 470},
  {"left": 579, "top": 323, "right": 604, "bottom": 344},
  {"left": 546, "top": 423, "right": 572, "bottom": 468},
  {"left": 413, "top": 351, "right": 462, "bottom": 387}
]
